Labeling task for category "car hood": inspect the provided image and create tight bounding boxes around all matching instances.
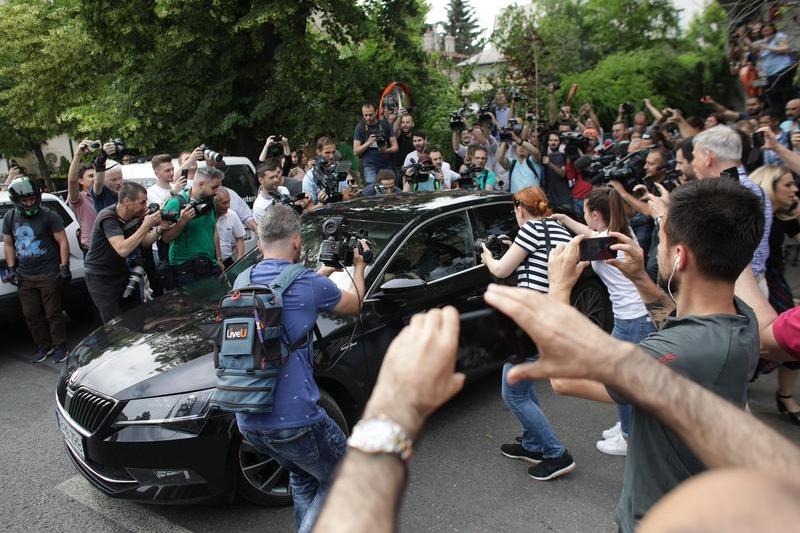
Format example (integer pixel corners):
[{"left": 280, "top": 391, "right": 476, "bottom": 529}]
[
  {"left": 67, "top": 291, "right": 220, "bottom": 401},
  {"left": 66, "top": 283, "right": 353, "bottom": 401}
]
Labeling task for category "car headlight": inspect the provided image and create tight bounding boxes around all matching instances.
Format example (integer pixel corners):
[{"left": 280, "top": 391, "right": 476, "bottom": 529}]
[{"left": 113, "top": 389, "right": 213, "bottom": 427}]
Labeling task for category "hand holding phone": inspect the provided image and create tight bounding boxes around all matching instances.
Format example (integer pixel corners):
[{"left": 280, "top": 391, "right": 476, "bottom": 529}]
[{"left": 579, "top": 236, "right": 617, "bottom": 262}]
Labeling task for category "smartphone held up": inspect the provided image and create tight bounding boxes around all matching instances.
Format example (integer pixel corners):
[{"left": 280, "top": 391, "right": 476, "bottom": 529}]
[{"left": 579, "top": 236, "right": 618, "bottom": 262}]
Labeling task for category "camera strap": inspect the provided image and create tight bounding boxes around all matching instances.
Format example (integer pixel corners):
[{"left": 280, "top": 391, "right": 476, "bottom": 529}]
[{"left": 540, "top": 218, "right": 552, "bottom": 254}]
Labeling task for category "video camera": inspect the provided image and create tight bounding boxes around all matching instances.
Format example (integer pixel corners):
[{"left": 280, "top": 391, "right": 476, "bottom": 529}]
[
  {"left": 587, "top": 150, "right": 648, "bottom": 193},
  {"left": 449, "top": 107, "right": 468, "bottom": 131},
  {"left": 270, "top": 191, "right": 307, "bottom": 215},
  {"left": 401, "top": 159, "right": 436, "bottom": 183},
  {"left": 474, "top": 234, "right": 510, "bottom": 260},
  {"left": 313, "top": 157, "right": 351, "bottom": 203},
  {"left": 318, "top": 217, "right": 374, "bottom": 268},
  {"left": 560, "top": 131, "right": 588, "bottom": 161},
  {"left": 455, "top": 164, "right": 482, "bottom": 189},
  {"left": 499, "top": 117, "right": 524, "bottom": 142}
]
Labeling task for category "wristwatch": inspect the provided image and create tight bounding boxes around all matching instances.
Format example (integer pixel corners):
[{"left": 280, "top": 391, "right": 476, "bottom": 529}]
[{"left": 347, "top": 414, "right": 413, "bottom": 462}]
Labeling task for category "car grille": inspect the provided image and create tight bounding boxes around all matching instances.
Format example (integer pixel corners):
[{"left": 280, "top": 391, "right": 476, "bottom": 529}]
[
  {"left": 57, "top": 372, "right": 69, "bottom": 406},
  {"left": 66, "top": 389, "right": 116, "bottom": 434}
]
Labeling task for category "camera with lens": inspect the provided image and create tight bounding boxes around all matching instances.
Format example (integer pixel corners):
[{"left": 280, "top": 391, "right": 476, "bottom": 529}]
[
  {"left": 401, "top": 160, "right": 436, "bottom": 183},
  {"left": 499, "top": 117, "right": 524, "bottom": 142},
  {"left": 366, "top": 124, "right": 389, "bottom": 149},
  {"left": 269, "top": 191, "right": 306, "bottom": 215},
  {"left": 313, "top": 156, "right": 350, "bottom": 203},
  {"left": 455, "top": 164, "right": 481, "bottom": 189},
  {"left": 318, "top": 217, "right": 374, "bottom": 268},
  {"left": 111, "top": 138, "right": 127, "bottom": 156},
  {"left": 509, "top": 87, "right": 527, "bottom": 103},
  {"left": 449, "top": 107, "right": 468, "bottom": 131},
  {"left": 656, "top": 159, "right": 680, "bottom": 194},
  {"left": 199, "top": 144, "right": 223, "bottom": 162},
  {"left": 122, "top": 252, "right": 150, "bottom": 300},
  {"left": 620, "top": 102, "right": 635, "bottom": 115},
  {"left": 158, "top": 197, "right": 213, "bottom": 223},
  {"left": 477, "top": 103, "right": 493, "bottom": 123},
  {"left": 474, "top": 234, "right": 510, "bottom": 260},
  {"left": 8, "top": 160, "right": 27, "bottom": 175},
  {"left": 590, "top": 150, "right": 648, "bottom": 193},
  {"left": 560, "top": 131, "right": 588, "bottom": 161}
]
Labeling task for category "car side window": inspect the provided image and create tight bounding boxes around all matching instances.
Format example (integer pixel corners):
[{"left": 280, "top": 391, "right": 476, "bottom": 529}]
[
  {"left": 43, "top": 201, "right": 74, "bottom": 227},
  {"left": 383, "top": 212, "right": 475, "bottom": 283},
  {"left": 223, "top": 165, "right": 258, "bottom": 207},
  {"left": 470, "top": 202, "right": 517, "bottom": 245}
]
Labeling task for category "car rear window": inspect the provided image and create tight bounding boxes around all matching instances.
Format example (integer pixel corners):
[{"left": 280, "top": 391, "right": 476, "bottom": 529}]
[{"left": 223, "top": 165, "right": 258, "bottom": 206}]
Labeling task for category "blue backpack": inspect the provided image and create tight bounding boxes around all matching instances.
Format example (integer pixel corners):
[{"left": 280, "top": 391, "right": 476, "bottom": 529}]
[{"left": 210, "top": 263, "right": 310, "bottom": 413}]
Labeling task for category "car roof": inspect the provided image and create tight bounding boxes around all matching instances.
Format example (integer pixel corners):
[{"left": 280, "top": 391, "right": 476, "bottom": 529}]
[
  {"left": 120, "top": 156, "right": 255, "bottom": 182},
  {"left": 0, "top": 190, "right": 63, "bottom": 204},
  {"left": 305, "top": 190, "right": 513, "bottom": 225}
]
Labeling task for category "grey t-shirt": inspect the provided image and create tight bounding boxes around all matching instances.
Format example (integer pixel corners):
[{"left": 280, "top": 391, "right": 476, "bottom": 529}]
[
  {"left": 2, "top": 207, "right": 64, "bottom": 276},
  {"left": 84, "top": 205, "right": 140, "bottom": 279},
  {"left": 609, "top": 297, "right": 758, "bottom": 533}
]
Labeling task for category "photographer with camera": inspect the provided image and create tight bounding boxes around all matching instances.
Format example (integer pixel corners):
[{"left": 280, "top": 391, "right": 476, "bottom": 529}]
[
  {"left": 479, "top": 186, "right": 576, "bottom": 480},
  {"left": 400, "top": 154, "right": 443, "bottom": 192},
  {"left": 3, "top": 177, "right": 71, "bottom": 363},
  {"left": 233, "top": 203, "right": 368, "bottom": 533},
  {"left": 66, "top": 140, "right": 99, "bottom": 253},
  {"left": 160, "top": 166, "right": 224, "bottom": 286},
  {"left": 363, "top": 169, "right": 402, "bottom": 196},
  {"left": 496, "top": 128, "right": 542, "bottom": 192},
  {"left": 91, "top": 141, "right": 125, "bottom": 212},
  {"left": 303, "top": 137, "right": 358, "bottom": 209},
  {"left": 455, "top": 146, "right": 495, "bottom": 191},
  {"left": 253, "top": 158, "right": 294, "bottom": 224},
  {"left": 402, "top": 130, "right": 428, "bottom": 168},
  {"left": 392, "top": 112, "right": 416, "bottom": 175},
  {"left": 429, "top": 148, "right": 458, "bottom": 189},
  {"left": 541, "top": 132, "right": 572, "bottom": 210},
  {"left": 84, "top": 182, "right": 161, "bottom": 323},
  {"left": 354, "top": 102, "right": 398, "bottom": 185}
]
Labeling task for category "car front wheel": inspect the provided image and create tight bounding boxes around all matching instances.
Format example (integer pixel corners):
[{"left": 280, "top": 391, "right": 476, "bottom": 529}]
[
  {"left": 234, "top": 389, "right": 348, "bottom": 506},
  {"left": 571, "top": 277, "right": 613, "bottom": 333}
]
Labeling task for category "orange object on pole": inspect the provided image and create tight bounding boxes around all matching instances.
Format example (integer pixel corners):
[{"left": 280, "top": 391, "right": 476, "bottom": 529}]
[{"left": 378, "top": 82, "right": 414, "bottom": 119}]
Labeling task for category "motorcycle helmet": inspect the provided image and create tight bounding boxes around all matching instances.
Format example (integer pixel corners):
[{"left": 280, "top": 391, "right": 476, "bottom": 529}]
[{"left": 8, "top": 177, "right": 42, "bottom": 217}]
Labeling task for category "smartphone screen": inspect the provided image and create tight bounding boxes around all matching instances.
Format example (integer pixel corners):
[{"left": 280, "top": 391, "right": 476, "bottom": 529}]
[
  {"left": 579, "top": 236, "right": 617, "bottom": 262},
  {"left": 752, "top": 131, "right": 765, "bottom": 149}
]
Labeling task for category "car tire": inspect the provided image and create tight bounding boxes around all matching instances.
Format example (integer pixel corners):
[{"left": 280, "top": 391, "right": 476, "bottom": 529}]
[
  {"left": 571, "top": 277, "right": 613, "bottom": 333},
  {"left": 234, "top": 389, "right": 348, "bottom": 506}
]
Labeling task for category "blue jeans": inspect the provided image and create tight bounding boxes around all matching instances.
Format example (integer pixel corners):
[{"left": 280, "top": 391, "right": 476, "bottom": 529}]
[
  {"left": 240, "top": 413, "right": 346, "bottom": 533},
  {"left": 611, "top": 315, "right": 656, "bottom": 435},
  {"left": 502, "top": 360, "right": 566, "bottom": 459}
]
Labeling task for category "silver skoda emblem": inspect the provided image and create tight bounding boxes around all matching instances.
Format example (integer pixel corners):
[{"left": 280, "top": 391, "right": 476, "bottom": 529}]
[{"left": 68, "top": 369, "right": 81, "bottom": 387}]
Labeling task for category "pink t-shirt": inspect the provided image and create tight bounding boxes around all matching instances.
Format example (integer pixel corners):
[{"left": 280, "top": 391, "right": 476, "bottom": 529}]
[
  {"left": 773, "top": 306, "right": 800, "bottom": 360},
  {"left": 69, "top": 191, "right": 97, "bottom": 249}
]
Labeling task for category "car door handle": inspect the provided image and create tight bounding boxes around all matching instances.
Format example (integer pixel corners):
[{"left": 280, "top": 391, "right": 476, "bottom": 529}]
[{"left": 467, "top": 295, "right": 484, "bottom": 303}]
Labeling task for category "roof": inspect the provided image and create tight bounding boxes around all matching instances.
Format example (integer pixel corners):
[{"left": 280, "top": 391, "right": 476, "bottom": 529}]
[
  {"left": 306, "top": 190, "right": 512, "bottom": 225},
  {"left": 457, "top": 45, "right": 504, "bottom": 68}
]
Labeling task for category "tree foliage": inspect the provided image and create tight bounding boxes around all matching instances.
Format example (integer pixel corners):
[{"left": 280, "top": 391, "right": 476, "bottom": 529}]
[
  {"left": 0, "top": 0, "right": 459, "bottom": 170},
  {"left": 444, "top": 0, "right": 482, "bottom": 56}
]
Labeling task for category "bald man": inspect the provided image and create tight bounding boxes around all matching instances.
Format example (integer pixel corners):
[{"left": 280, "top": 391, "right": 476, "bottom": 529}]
[{"left": 91, "top": 141, "right": 125, "bottom": 212}]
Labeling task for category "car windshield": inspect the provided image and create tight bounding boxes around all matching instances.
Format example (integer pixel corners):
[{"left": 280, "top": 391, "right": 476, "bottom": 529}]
[{"left": 182, "top": 216, "right": 403, "bottom": 300}]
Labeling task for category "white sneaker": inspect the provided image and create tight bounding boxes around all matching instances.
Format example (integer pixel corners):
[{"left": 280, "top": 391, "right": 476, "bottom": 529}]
[
  {"left": 601, "top": 421, "right": 621, "bottom": 440},
  {"left": 596, "top": 433, "right": 627, "bottom": 456}
]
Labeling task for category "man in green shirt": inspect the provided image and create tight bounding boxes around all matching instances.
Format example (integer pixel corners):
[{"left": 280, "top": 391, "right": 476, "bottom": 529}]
[{"left": 160, "top": 166, "right": 223, "bottom": 287}]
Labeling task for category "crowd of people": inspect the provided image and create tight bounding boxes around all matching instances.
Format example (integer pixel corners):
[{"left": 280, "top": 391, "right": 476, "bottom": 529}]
[{"left": 2, "top": 21, "right": 800, "bottom": 530}]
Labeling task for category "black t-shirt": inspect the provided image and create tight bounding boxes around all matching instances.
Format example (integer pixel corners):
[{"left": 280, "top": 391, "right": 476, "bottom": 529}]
[
  {"left": 89, "top": 185, "right": 118, "bottom": 213},
  {"left": 2, "top": 207, "right": 64, "bottom": 275},
  {"left": 767, "top": 217, "right": 800, "bottom": 271},
  {"left": 84, "top": 205, "right": 140, "bottom": 279},
  {"left": 393, "top": 132, "right": 414, "bottom": 168},
  {"left": 354, "top": 119, "right": 394, "bottom": 168},
  {"left": 543, "top": 151, "right": 571, "bottom": 208}
]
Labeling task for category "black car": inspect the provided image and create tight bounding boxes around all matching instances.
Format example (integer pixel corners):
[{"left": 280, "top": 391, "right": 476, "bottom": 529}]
[{"left": 55, "top": 191, "right": 612, "bottom": 506}]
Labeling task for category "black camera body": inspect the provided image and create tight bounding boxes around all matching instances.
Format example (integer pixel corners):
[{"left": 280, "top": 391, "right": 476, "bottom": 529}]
[
  {"left": 590, "top": 150, "right": 648, "bottom": 193},
  {"left": 313, "top": 157, "right": 349, "bottom": 203},
  {"left": 366, "top": 124, "right": 388, "bottom": 149},
  {"left": 111, "top": 138, "right": 127, "bottom": 156},
  {"left": 621, "top": 102, "right": 635, "bottom": 115},
  {"left": 477, "top": 104, "right": 493, "bottom": 123},
  {"left": 455, "top": 164, "right": 482, "bottom": 189},
  {"left": 159, "top": 197, "right": 213, "bottom": 223},
  {"left": 269, "top": 191, "right": 306, "bottom": 215},
  {"left": 499, "top": 118, "right": 524, "bottom": 142},
  {"left": 402, "top": 160, "right": 436, "bottom": 183},
  {"left": 474, "top": 234, "right": 510, "bottom": 259},
  {"left": 318, "top": 217, "right": 374, "bottom": 268},
  {"left": 449, "top": 108, "right": 467, "bottom": 131},
  {"left": 560, "top": 131, "right": 588, "bottom": 161}
]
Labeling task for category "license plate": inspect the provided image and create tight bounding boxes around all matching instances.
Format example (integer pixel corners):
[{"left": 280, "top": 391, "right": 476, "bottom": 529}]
[{"left": 57, "top": 410, "right": 86, "bottom": 462}]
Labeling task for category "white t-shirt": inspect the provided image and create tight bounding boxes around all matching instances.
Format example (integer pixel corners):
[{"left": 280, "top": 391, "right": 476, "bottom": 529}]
[
  {"left": 253, "top": 186, "right": 290, "bottom": 224},
  {"left": 147, "top": 183, "right": 172, "bottom": 206},
  {"left": 590, "top": 230, "right": 649, "bottom": 320},
  {"left": 226, "top": 187, "right": 255, "bottom": 229},
  {"left": 403, "top": 151, "right": 427, "bottom": 167},
  {"left": 216, "top": 211, "right": 246, "bottom": 261}
]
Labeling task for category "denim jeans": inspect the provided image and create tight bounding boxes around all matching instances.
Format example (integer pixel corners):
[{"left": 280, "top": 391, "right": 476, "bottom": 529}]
[
  {"left": 502, "top": 360, "right": 566, "bottom": 459},
  {"left": 240, "top": 413, "right": 346, "bottom": 533},
  {"left": 611, "top": 315, "right": 656, "bottom": 435}
]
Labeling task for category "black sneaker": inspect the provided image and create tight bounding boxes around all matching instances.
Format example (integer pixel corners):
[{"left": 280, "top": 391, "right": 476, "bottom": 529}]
[
  {"left": 528, "top": 451, "right": 576, "bottom": 480},
  {"left": 51, "top": 345, "right": 68, "bottom": 363},
  {"left": 31, "top": 345, "right": 50, "bottom": 364},
  {"left": 500, "top": 443, "right": 543, "bottom": 464}
]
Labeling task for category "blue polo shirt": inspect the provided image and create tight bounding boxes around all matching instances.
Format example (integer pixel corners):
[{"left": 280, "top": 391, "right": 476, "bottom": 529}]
[{"left": 233, "top": 259, "right": 342, "bottom": 430}]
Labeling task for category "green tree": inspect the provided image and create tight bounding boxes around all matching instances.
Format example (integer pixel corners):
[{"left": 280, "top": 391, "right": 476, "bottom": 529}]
[
  {"left": 444, "top": 0, "right": 482, "bottom": 56},
  {"left": 0, "top": 0, "right": 94, "bottom": 190}
]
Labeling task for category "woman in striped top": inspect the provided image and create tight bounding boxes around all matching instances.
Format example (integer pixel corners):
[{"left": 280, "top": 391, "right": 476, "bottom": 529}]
[{"left": 479, "top": 187, "right": 576, "bottom": 481}]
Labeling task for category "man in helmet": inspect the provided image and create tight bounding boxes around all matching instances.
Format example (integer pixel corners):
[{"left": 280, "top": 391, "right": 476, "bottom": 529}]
[{"left": 2, "top": 177, "right": 71, "bottom": 363}]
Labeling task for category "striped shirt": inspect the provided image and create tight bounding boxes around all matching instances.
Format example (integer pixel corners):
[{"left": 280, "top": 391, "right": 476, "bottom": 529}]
[{"left": 514, "top": 218, "right": 572, "bottom": 292}]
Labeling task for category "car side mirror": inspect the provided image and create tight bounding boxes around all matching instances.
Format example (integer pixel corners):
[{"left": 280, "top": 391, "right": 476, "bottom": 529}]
[{"left": 378, "top": 277, "right": 427, "bottom": 300}]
